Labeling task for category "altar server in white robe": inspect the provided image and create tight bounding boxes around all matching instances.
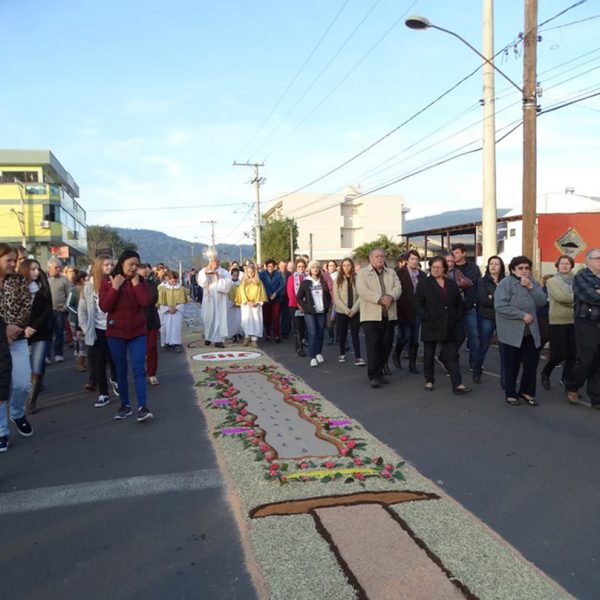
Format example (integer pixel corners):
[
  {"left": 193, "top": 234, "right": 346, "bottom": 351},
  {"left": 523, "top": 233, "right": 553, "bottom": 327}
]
[
  {"left": 197, "top": 256, "right": 232, "bottom": 348},
  {"left": 227, "top": 267, "right": 243, "bottom": 342},
  {"left": 157, "top": 271, "right": 188, "bottom": 351}
]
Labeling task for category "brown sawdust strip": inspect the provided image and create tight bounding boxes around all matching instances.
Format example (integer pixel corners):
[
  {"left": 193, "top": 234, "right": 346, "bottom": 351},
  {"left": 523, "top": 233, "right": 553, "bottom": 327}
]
[
  {"left": 250, "top": 490, "right": 439, "bottom": 518},
  {"left": 314, "top": 504, "right": 468, "bottom": 600}
]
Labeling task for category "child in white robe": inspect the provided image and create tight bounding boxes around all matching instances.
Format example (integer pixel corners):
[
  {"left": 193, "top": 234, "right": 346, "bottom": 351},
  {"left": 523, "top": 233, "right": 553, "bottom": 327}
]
[
  {"left": 235, "top": 264, "right": 267, "bottom": 348},
  {"left": 157, "top": 271, "right": 188, "bottom": 352}
]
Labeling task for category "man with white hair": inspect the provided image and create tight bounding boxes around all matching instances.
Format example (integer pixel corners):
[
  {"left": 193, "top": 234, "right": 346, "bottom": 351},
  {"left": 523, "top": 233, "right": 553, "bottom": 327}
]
[
  {"left": 197, "top": 256, "right": 232, "bottom": 348},
  {"left": 356, "top": 248, "right": 402, "bottom": 388},
  {"left": 566, "top": 248, "right": 600, "bottom": 408},
  {"left": 46, "top": 258, "right": 71, "bottom": 363}
]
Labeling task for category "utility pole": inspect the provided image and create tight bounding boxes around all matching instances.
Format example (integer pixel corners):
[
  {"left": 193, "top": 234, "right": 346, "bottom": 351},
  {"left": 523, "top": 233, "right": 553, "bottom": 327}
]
[
  {"left": 289, "top": 223, "right": 294, "bottom": 261},
  {"left": 233, "top": 161, "right": 265, "bottom": 265},
  {"left": 522, "top": 0, "right": 538, "bottom": 260},
  {"left": 481, "top": 0, "right": 497, "bottom": 266},
  {"left": 309, "top": 233, "right": 313, "bottom": 260}
]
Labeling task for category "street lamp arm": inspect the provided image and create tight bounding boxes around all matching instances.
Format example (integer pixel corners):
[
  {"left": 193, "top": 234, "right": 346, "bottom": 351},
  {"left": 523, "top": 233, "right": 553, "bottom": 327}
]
[{"left": 405, "top": 16, "right": 523, "bottom": 96}]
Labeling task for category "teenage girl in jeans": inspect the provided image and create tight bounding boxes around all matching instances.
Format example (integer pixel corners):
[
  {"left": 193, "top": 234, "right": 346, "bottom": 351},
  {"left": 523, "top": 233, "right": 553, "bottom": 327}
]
[
  {"left": 99, "top": 250, "right": 154, "bottom": 422},
  {"left": 296, "top": 260, "right": 332, "bottom": 368},
  {"left": 19, "top": 259, "right": 53, "bottom": 414}
]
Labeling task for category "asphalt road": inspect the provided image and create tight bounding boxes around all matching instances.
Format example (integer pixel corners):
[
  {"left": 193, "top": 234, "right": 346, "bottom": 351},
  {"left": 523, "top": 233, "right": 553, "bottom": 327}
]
[
  {"left": 267, "top": 335, "right": 600, "bottom": 600},
  {"left": 0, "top": 347, "right": 256, "bottom": 600}
]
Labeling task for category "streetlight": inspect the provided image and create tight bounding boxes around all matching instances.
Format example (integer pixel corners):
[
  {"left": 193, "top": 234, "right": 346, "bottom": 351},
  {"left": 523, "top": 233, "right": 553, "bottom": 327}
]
[{"left": 405, "top": 12, "right": 537, "bottom": 264}]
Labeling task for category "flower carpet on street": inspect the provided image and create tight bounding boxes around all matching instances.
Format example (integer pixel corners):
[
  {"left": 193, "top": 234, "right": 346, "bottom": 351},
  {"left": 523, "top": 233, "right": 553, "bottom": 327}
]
[{"left": 183, "top": 303, "right": 571, "bottom": 600}]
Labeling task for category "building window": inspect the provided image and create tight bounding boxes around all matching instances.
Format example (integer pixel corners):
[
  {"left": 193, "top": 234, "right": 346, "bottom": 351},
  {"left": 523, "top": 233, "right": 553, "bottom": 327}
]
[
  {"left": 509, "top": 228, "right": 516, "bottom": 237},
  {"left": 0, "top": 171, "right": 38, "bottom": 183}
]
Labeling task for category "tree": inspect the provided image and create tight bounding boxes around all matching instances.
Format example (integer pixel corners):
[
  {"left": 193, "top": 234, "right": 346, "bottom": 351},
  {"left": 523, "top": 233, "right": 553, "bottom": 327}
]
[
  {"left": 80, "top": 225, "right": 137, "bottom": 267},
  {"left": 352, "top": 235, "right": 410, "bottom": 265},
  {"left": 259, "top": 218, "right": 298, "bottom": 262}
]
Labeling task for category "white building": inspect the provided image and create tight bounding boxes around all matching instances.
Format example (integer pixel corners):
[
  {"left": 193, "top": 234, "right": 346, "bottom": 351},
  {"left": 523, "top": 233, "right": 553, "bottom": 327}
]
[{"left": 263, "top": 186, "right": 409, "bottom": 261}]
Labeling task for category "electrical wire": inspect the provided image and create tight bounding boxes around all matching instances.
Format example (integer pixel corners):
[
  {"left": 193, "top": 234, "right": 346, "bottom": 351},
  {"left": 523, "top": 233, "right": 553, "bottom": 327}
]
[
  {"left": 264, "top": 0, "right": 421, "bottom": 160},
  {"left": 251, "top": 0, "right": 383, "bottom": 158},
  {"left": 234, "top": 0, "right": 351, "bottom": 161},
  {"left": 539, "top": 12, "right": 600, "bottom": 33}
]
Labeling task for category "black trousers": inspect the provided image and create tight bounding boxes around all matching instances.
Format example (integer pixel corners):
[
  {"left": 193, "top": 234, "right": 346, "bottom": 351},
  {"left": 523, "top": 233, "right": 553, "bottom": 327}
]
[
  {"left": 423, "top": 340, "right": 462, "bottom": 388},
  {"left": 500, "top": 335, "right": 540, "bottom": 398},
  {"left": 361, "top": 319, "right": 396, "bottom": 381},
  {"left": 567, "top": 318, "right": 600, "bottom": 405},
  {"left": 542, "top": 323, "right": 576, "bottom": 381},
  {"left": 337, "top": 313, "right": 361, "bottom": 359},
  {"left": 93, "top": 328, "right": 117, "bottom": 396}
]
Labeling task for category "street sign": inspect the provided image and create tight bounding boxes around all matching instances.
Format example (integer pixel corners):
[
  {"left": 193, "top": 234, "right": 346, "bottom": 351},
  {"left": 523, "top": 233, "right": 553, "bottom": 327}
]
[{"left": 554, "top": 227, "right": 586, "bottom": 259}]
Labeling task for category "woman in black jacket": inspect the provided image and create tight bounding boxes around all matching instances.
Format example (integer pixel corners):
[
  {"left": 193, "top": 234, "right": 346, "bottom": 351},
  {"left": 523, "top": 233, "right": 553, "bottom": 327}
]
[
  {"left": 19, "top": 259, "right": 53, "bottom": 414},
  {"left": 296, "top": 260, "right": 332, "bottom": 368},
  {"left": 415, "top": 256, "right": 471, "bottom": 394},
  {"left": 472, "top": 256, "right": 505, "bottom": 384}
]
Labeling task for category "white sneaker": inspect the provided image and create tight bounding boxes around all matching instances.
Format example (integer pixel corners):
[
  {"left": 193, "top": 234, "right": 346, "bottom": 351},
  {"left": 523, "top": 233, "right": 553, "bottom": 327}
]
[
  {"left": 94, "top": 395, "right": 110, "bottom": 408},
  {"left": 148, "top": 376, "right": 159, "bottom": 385},
  {"left": 54, "top": 355, "right": 64, "bottom": 363},
  {"left": 355, "top": 358, "right": 366, "bottom": 367},
  {"left": 338, "top": 355, "right": 346, "bottom": 363},
  {"left": 316, "top": 354, "right": 325, "bottom": 364},
  {"left": 310, "top": 358, "right": 318, "bottom": 367}
]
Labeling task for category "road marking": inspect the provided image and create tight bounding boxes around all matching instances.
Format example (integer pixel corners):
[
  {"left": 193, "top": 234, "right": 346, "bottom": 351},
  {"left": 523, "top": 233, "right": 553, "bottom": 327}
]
[{"left": 0, "top": 469, "right": 223, "bottom": 515}]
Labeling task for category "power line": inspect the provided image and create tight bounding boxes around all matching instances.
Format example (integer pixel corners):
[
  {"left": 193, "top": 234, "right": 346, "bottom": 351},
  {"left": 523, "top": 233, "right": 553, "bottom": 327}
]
[
  {"left": 88, "top": 202, "right": 247, "bottom": 213},
  {"left": 251, "top": 0, "right": 383, "bottom": 158},
  {"left": 264, "top": 0, "right": 421, "bottom": 160},
  {"left": 235, "top": 0, "right": 351, "bottom": 161},
  {"left": 539, "top": 12, "right": 600, "bottom": 32}
]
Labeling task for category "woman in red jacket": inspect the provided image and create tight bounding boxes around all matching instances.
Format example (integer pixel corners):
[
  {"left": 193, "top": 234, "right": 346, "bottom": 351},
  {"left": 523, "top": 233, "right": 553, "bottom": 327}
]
[{"left": 99, "top": 250, "right": 154, "bottom": 422}]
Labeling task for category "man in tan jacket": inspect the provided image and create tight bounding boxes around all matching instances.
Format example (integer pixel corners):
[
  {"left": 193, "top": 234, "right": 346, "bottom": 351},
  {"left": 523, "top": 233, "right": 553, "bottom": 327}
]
[{"left": 356, "top": 248, "right": 402, "bottom": 387}]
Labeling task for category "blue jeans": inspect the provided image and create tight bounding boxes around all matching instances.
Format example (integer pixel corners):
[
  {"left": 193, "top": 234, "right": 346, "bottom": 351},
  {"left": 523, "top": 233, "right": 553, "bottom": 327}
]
[
  {"left": 0, "top": 339, "right": 32, "bottom": 437},
  {"left": 303, "top": 313, "right": 326, "bottom": 359},
  {"left": 30, "top": 340, "right": 48, "bottom": 376},
  {"left": 46, "top": 310, "right": 65, "bottom": 358},
  {"left": 460, "top": 307, "right": 480, "bottom": 369},
  {"left": 107, "top": 336, "right": 147, "bottom": 409},
  {"left": 396, "top": 319, "right": 420, "bottom": 349}
]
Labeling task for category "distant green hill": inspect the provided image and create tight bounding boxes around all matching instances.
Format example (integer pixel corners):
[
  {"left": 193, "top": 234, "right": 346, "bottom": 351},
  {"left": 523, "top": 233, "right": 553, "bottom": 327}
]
[
  {"left": 404, "top": 208, "right": 512, "bottom": 234},
  {"left": 115, "top": 228, "right": 253, "bottom": 269}
]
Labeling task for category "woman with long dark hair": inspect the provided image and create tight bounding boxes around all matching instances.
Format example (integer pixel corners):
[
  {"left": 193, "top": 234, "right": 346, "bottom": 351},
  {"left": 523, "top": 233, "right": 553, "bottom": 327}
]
[
  {"left": 19, "top": 259, "right": 53, "bottom": 414},
  {"left": 79, "top": 255, "right": 118, "bottom": 404},
  {"left": 333, "top": 257, "right": 364, "bottom": 366},
  {"left": 287, "top": 258, "right": 307, "bottom": 357},
  {"left": 99, "top": 250, "right": 154, "bottom": 421},
  {"left": 472, "top": 255, "right": 506, "bottom": 384},
  {"left": 415, "top": 256, "right": 471, "bottom": 394},
  {"left": 296, "top": 260, "right": 332, "bottom": 367},
  {"left": 0, "top": 243, "right": 33, "bottom": 451},
  {"left": 494, "top": 255, "right": 547, "bottom": 406}
]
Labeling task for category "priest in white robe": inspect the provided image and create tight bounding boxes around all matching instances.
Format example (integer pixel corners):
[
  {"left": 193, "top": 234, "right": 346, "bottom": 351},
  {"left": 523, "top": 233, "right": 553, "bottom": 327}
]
[{"left": 197, "top": 256, "right": 232, "bottom": 347}]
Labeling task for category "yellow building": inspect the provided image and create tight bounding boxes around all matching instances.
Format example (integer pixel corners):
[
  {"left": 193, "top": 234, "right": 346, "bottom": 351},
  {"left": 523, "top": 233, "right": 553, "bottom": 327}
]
[{"left": 0, "top": 149, "right": 87, "bottom": 264}]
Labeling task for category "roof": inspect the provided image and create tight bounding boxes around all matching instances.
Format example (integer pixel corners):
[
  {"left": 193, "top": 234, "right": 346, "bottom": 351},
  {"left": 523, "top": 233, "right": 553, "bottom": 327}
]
[{"left": 0, "top": 149, "right": 79, "bottom": 198}]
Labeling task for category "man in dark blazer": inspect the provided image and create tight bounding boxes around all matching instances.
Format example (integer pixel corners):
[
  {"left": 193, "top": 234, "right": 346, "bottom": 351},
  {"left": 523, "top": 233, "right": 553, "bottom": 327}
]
[{"left": 393, "top": 250, "right": 426, "bottom": 372}]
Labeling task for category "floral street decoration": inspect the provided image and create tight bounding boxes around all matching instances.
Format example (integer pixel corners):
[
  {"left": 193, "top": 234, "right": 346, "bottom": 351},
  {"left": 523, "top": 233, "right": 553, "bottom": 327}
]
[{"left": 200, "top": 364, "right": 405, "bottom": 485}]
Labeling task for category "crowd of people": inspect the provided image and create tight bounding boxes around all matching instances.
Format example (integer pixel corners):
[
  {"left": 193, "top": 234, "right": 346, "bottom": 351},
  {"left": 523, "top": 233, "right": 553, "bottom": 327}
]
[
  {"left": 2, "top": 241, "right": 600, "bottom": 453},
  {"left": 190, "top": 245, "right": 600, "bottom": 407}
]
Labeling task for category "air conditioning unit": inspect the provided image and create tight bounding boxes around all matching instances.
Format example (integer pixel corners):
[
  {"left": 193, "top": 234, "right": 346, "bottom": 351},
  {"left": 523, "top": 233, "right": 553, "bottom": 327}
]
[{"left": 40, "top": 220, "right": 51, "bottom": 228}]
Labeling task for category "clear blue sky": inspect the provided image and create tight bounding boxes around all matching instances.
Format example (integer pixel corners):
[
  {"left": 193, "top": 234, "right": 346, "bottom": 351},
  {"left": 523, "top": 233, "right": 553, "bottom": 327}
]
[{"left": 1, "top": 0, "right": 598, "bottom": 247}]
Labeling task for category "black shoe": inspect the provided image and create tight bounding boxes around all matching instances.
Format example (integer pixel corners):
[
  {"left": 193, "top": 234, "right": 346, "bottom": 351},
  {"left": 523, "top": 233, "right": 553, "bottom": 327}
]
[
  {"left": 204, "top": 340, "right": 211, "bottom": 346},
  {"left": 10, "top": 415, "right": 33, "bottom": 437},
  {"left": 370, "top": 380, "right": 381, "bottom": 388},
  {"left": 137, "top": 406, "right": 154, "bottom": 422},
  {"left": 275, "top": 337, "right": 282, "bottom": 344},
  {"left": 0, "top": 436, "right": 8, "bottom": 453},
  {"left": 114, "top": 404, "right": 133, "bottom": 420},
  {"left": 472, "top": 372, "right": 482, "bottom": 384},
  {"left": 214, "top": 342, "right": 225, "bottom": 348},
  {"left": 453, "top": 385, "right": 472, "bottom": 395},
  {"left": 540, "top": 372, "right": 551, "bottom": 390},
  {"left": 392, "top": 347, "right": 402, "bottom": 369},
  {"left": 519, "top": 394, "right": 538, "bottom": 406},
  {"left": 379, "top": 377, "right": 390, "bottom": 385},
  {"left": 175, "top": 345, "right": 183, "bottom": 353},
  {"left": 297, "top": 349, "right": 306, "bottom": 357}
]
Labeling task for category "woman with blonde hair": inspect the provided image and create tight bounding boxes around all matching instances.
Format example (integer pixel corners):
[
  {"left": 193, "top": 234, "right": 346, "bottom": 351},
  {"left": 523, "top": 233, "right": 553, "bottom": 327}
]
[
  {"left": 235, "top": 263, "right": 267, "bottom": 348},
  {"left": 296, "top": 260, "right": 332, "bottom": 367},
  {"left": 78, "top": 255, "right": 118, "bottom": 406}
]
